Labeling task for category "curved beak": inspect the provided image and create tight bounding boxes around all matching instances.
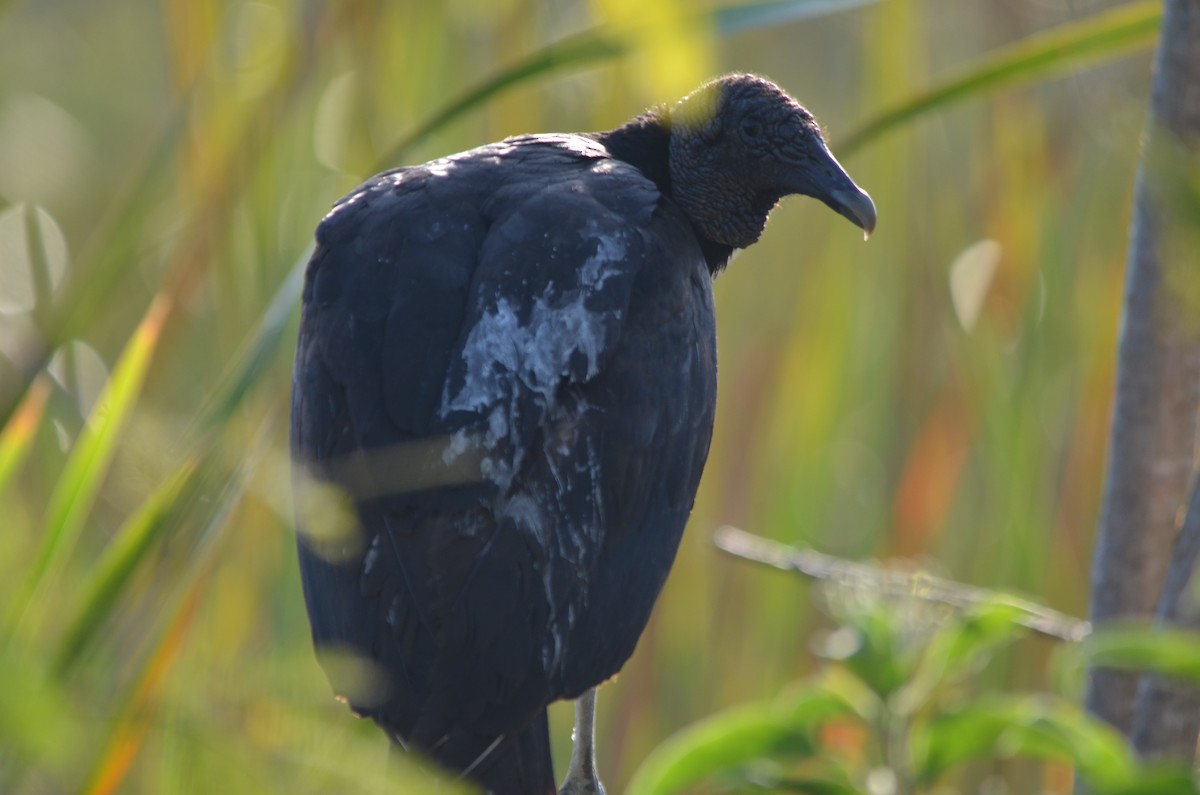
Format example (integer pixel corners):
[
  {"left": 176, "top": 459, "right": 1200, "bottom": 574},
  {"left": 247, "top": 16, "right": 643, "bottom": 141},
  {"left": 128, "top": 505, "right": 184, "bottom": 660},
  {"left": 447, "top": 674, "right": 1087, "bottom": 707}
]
[
  {"left": 786, "top": 140, "right": 877, "bottom": 239},
  {"left": 828, "top": 182, "right": 877, "bottom": 240}
]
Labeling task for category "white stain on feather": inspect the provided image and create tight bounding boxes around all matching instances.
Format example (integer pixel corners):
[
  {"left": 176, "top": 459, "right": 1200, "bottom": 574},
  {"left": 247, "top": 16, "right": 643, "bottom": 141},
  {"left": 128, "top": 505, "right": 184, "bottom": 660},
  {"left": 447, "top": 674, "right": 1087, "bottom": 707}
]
[
  {"left": 361, "top": 533, "right": 381, "bottom": 579},
  {"left": 441, "top": 229, "right": 629, "bottom": 426},
  {"left": 440, "top": 428, "right": 472, "bottom": 466},
  {"left": 434, "top": 225, "right": 628, "bottom": 676}
]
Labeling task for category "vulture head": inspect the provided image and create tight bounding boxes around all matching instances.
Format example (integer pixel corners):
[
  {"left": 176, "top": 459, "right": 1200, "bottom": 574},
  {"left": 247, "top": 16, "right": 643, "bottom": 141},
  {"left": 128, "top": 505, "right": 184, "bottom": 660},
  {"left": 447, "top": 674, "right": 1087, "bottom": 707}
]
[{"left": 668, "top": 73, "right": 877, "bottom": 249}]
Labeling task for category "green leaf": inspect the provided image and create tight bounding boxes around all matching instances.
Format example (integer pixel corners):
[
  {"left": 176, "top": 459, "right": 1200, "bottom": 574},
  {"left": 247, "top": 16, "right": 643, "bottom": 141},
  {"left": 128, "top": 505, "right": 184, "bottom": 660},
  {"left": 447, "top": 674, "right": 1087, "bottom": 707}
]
[
  {"left": 821, "top": 599, "right": 915, "bottom": 700},
  {"left": 892, "top": 600, "right": 1027, "bottom": 715},
  {"left": 838, "top": 0, "right": 1162, "bottom": 155},
  {"left": 1095, "top": 767, "right": 1200, "bottom": 795},
  {"left": 626, "top": 682, "right": 856, "bottom": 795},
  {"left": 911, "top": 695, "right": 1135, "bottom": 787},
  {"left": 9, "top": 294, "right": 174, "bottom": 637},
  {"left": 756, "top": 779, "right": 865, "bottom": 795},
  {"left": 626, "top": 705, "right": 813, "bottom": 795},
  {"left": 1079, "top": 625, "right": 1200, "bottom": 683}
]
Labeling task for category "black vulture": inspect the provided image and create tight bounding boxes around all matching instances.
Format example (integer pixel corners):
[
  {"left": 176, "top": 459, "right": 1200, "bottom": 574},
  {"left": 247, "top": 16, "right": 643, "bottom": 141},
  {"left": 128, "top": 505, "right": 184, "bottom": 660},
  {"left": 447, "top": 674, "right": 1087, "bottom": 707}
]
[{"left": 291, "top": 73, "right": 875, "bottom": 795}]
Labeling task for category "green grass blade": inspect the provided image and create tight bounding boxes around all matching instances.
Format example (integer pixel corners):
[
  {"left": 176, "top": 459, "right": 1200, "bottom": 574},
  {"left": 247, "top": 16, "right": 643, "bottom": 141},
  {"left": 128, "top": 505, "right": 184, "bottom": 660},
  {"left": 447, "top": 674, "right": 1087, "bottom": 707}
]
[
  {"left": 0, "top": 201, "right": 74, "bottom": 460},
  {"left": 0, "top": 645, "right": 86, "bottom": 786},
  {"left": 377, "top": 0, "right": 879, "bottom": 168},
  {"left": 23, "top": 203, "right": 57, "bottom": 315},
  {"left": 0, "top": 12, "right": 319, "bottom": 432},
  {"left": 838, "top": 0, "right": 1161, "bottom": 155},
  {"left": 714, "top": 0, "right": 877, "bottom": 34},
  {"left": 43, "top": 242, "right": 304, "bottom": 670},
  {"left": 195, "top": 244, "right": 309, "bottom": 435},
  {"left": 0, "top": 375, "right": 51, "bottom": 494},
  {"left": 79, "top": 413, "right": 276, "bottom": 795},
  {"left": 10, "top": 294, "right": 174, "bottom": 636},
  {"left": 52, "top": 458, "right": 201, "bottom": 676},
  {"left": 82, "top": 558, "right": 209, "bottom": 795},
  {"left": 0, "top": 106, "right": 189, "bottom": 434},
  {"left": 374, "top": 31, "right": 627, "bottom": 168}
]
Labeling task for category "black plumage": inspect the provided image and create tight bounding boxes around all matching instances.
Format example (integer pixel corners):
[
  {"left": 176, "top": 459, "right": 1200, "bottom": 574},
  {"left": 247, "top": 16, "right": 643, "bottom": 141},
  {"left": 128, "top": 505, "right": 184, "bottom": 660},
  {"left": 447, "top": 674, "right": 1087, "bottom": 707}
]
[{"left": 291, "top": 73, "right": 875, "bottom": 795}]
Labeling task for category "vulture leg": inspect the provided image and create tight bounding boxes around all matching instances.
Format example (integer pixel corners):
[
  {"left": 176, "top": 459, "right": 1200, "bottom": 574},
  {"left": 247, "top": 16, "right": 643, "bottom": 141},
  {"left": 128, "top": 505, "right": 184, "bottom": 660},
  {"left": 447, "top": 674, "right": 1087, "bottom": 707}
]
[{"left": 560, "top": 688, "right": 605, "bottom": 795}]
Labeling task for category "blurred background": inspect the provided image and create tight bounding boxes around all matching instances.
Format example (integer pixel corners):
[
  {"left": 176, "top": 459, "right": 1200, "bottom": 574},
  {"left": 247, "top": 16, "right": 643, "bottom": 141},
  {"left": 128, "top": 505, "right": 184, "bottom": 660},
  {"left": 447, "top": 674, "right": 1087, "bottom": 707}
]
[{"left": 0, "top": 0, "right": 1161, "bottom": 792}]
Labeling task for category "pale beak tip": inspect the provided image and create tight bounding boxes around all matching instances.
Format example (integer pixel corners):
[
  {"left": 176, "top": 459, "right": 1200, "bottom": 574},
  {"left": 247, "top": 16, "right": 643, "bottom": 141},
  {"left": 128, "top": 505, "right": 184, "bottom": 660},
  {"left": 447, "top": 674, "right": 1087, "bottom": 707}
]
[{"left": 831, "top": 187, "right": 877, "bottom": 241}]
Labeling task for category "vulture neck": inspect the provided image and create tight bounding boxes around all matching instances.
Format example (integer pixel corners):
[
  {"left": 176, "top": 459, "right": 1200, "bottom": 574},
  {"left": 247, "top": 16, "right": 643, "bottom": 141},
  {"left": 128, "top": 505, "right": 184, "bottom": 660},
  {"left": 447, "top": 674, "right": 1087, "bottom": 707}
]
[{"left": 593, "top": 113, "right": 736, "bottom": 275}]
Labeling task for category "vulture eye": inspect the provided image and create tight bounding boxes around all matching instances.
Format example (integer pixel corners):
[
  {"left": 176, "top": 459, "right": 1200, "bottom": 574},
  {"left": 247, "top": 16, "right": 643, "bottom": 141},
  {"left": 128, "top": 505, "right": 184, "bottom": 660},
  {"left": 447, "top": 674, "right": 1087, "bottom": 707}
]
[{"left": 741, "top": 119, "right": 763, "bottom": 139}]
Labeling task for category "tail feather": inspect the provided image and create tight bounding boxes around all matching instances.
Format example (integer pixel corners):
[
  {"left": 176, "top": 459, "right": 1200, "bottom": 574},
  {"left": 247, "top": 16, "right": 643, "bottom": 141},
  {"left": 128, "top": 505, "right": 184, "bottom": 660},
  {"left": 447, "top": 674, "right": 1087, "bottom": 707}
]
[{"left": 426, "top": 710, "right": 556, "bottom": 795}]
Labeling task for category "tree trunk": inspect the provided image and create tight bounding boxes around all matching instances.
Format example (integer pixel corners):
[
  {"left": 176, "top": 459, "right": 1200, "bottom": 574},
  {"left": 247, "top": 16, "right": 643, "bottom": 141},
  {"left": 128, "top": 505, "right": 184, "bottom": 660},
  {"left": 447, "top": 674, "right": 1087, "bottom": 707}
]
[{"left": 1082, "top": 0, "right": 1200, "bottom": 757}]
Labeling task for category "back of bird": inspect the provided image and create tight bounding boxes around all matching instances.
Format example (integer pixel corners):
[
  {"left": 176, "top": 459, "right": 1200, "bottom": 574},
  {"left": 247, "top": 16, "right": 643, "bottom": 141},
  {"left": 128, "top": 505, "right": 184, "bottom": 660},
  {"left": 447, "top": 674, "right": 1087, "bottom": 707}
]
[{"left": 291, "top": 133, "right": 715, "bottom": 794}]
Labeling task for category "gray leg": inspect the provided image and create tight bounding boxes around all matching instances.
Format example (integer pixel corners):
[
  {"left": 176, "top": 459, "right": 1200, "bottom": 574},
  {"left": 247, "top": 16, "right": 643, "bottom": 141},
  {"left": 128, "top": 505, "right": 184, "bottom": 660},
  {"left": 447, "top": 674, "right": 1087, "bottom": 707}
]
[{"left": 560, "top": 688, "right": 606, "bottom": 795}]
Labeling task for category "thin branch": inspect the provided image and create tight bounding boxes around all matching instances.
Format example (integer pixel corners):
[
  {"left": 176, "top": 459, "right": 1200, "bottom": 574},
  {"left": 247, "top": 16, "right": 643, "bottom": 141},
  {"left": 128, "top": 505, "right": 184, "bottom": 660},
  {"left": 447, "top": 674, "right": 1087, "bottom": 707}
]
[
  {"left": 1151, "top": 478, "right": 1200, "bottom": 626},
  {"left": 713, "top": 526, "right": 1090, "bottom": 643},
  {"left": 1131, "top": 477, "right": 1200, "bottom": 760}
]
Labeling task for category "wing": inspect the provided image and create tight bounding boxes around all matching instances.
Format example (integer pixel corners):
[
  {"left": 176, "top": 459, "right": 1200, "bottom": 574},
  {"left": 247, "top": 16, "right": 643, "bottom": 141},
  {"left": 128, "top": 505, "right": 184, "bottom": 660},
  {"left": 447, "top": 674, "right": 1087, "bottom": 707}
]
[{"left": 290, "top": 136, "right": 663, "bottom": 754}]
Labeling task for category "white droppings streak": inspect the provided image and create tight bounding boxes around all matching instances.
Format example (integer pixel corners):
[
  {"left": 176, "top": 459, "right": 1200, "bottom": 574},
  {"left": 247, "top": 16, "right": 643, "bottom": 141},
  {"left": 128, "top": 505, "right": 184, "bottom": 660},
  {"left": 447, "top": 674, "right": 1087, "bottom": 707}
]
[
  {"left": 441, "top": 428, "right": 472, "bottom": 466},
  {"left": 502, "top": 493, "right": 547, "bottom": 548},
  {"left": 480, "top": 455, "right": 498, "bottom": 481},
  {"left": 578, "top": 223, "right": 628, "bottom": 290},
  {"left": 442, "top": 230, "right": 625, "bottom": 419},
  {"left": 486, "top": 406, "right": 508, "bottom": 445},
  {"left": 434, "top": 218, "right": 627, "bottom": 673},
  {"left": 361, "top": 534, "right": 381, "bottom": 578},
  {"left": 500, "top": 489, "right": 563, "bottom": 674}
]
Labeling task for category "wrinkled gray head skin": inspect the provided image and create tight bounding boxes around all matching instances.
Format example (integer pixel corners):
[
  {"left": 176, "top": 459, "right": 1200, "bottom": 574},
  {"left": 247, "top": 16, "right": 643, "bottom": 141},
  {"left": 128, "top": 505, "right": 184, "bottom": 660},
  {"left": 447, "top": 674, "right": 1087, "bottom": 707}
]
[{"left": 668, "top": 73, "right": 876, "bottom": 249}]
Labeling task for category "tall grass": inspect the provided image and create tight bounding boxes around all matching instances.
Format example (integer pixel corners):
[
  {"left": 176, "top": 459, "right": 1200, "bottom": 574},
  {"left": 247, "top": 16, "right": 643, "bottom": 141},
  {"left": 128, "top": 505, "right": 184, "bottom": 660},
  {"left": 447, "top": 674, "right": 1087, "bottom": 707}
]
[{"left": 0, "top": 1, "right": 1162, "bottom": 792}]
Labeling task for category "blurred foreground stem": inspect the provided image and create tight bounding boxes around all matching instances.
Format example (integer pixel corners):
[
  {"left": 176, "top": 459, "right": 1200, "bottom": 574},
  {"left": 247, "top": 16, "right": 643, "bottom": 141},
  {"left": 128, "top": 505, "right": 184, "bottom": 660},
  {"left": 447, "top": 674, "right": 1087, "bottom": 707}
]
[{"left": 713, "top": 526, "right": 1089, "bottom": 642}]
